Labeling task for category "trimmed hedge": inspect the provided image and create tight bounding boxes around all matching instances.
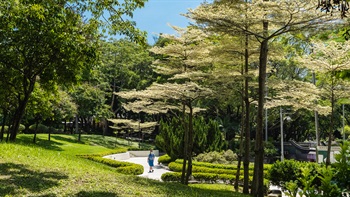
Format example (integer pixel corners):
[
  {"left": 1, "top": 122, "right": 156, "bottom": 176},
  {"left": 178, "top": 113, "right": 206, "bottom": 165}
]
[
  {"left": 76, "top": 148, "right": 128, "bottom": 157},
  {"left": 80, "top": 155, "right": 143, "bottom": 175},
  {"left": 160, "top": 172, "right": 253, "bottom": 184},
  {"left": 168, "top": 161, "right": 271, "bottom": 176},
  {"left": 158, "top": 154, "right": 173, "bottom": 165},
  {"left": 173, "top": 159, "right": 271, "bottom": 172},
  {"left": 163, "top": 160, "right": 270, "bottom": 188}
]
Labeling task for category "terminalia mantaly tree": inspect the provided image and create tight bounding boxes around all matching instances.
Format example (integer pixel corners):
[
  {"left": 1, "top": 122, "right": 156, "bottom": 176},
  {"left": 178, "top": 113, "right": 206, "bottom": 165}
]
[
  {"left": 186, "top": 0, "right": 340, "bottom": 195},
  {"left": 117, "top": 26, "right": 213, "bottom": 185},
  {"left": 298, "top": 39, "right": 350, "bottom": 166}
]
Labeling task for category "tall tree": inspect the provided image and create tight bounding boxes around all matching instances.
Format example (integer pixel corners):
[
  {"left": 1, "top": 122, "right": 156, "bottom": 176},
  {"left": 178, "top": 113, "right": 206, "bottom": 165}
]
[
  {"left": 298, "top": 39, "right": 350, "bottom": 165},
  {"left": 118, "top": 26, "right": 213, "bottom": 185},
  {"left": 0, "top": 0, "right": 97, "bottom": 141},
  {"left": 187, "top": 1, "right": 339, "bottom": 195}
]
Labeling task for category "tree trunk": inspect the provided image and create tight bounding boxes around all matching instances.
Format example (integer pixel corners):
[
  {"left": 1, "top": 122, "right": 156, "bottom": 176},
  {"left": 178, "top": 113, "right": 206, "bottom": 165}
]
[
  {"left": 0, "top": 110, "right": 8, "bottom": 142},
  {"left": 64, "top": 120, "right": 67, "bottom": 133},
  {"left": 9, "top": 96, "right": 31, "bottom": 141},
  {"left": 243, "top": 32, "right": 251, "bottom": 194},
  {"left": 33, "top": 120, "right": 39, "bottom": 143},
  {"left": 185, "top": 103, "right": 194, "bottom": 184},
  {"left": 235, "top": 91, "right": 245, "bottom": 191},
  {"left": 181, "top": 103, "right": 188, "bottom": 184},
  {"left": 252, "top": 38, "right": 268, "bottom": 197},
  {"left": 326, "top": 79, "right": 335, "bottom": 166}
]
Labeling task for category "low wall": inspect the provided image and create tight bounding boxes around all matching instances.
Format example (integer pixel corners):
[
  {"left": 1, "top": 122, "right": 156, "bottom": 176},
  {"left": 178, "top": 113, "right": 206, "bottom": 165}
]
[
  {"left": 103, "top": 150, "right": 159, "bottom": 160},
  {"left": 103, "top": 152, "right": 130, "bottom": 160},
  {"left": 129, "top": 150, "right": 159, "bottom": 157}
]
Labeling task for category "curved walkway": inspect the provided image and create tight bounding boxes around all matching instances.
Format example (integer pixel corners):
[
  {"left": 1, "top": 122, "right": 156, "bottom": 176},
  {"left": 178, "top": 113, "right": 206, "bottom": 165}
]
[{"left": 111, "top": 156, "right": 171, "bottom": 181}]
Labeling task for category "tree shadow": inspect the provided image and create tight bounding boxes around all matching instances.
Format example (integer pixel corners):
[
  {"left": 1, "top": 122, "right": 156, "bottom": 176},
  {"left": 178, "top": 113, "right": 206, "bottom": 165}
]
[
  {"left": 80, "top": 135, "right": 121, "bottom": 149},
  {"left": 50, "top": 135, "right": 82, "bottom": 144},
  {"left": 16, "top": 135, "right": 64, "bottom": 151},
  {"left": 131, "top": 176, "right": 239, "bottom": 197},
  {"left": 0, "top": 162, "right": 68, "bottom": 196},
  {"left": 75, "top": 191, "right": 120, "bottom": 197}
]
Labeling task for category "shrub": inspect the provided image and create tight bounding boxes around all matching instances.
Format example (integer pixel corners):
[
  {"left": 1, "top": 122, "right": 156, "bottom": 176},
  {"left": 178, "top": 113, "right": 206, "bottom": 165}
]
[
  {"left": 194, "top": 150, "right": 237, "bottom": 164},
  {"left": 161, "top": 172, "right": 182, "bottom": 182},
  {"left": 267, "top": 159, "right": 301, "bottom": 188},
  {"left": 158, "top": 154, "right": 173, "bottom": 165},
  {"left": 29, "top": 124, "right": 49, "bottom": 133}
]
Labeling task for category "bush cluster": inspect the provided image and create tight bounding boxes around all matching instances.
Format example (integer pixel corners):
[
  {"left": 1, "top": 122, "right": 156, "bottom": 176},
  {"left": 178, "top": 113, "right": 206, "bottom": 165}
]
[
  {"left": 267, "top": 159, "right": 344, "bottom": 196},
  {"left": 194, "top": 150, "right": 237, "bottom": 164}
]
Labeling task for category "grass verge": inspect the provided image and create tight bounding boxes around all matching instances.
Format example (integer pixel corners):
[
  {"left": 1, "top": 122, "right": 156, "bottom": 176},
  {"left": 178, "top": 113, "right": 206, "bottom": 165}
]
[{"left": 0, "top": 134, "right": 250, "bottom": 197}]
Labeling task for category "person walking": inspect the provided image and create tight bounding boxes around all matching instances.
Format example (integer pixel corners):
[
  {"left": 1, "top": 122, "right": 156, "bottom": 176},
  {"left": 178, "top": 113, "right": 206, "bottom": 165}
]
[{"left": 148, "top": 149, "right": 155, "bottom": 173}]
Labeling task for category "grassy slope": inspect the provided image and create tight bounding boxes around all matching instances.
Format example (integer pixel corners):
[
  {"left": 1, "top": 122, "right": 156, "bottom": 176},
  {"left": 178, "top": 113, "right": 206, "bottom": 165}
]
[{"left": 0, "top": 134, "right": 249, "bottom": 197}]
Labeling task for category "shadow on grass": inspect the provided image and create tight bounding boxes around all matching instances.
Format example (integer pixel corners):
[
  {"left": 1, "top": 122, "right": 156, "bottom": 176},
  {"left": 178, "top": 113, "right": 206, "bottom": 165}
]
[
  {"left": 75, "top": 191, "right": 120, "bottom": 197},
  {"left": 0, "top": 162, "right": 68, "bottom": 196},
  {"left": 80, "top": 135, "right": 122, "bottom": 149},
  {"left": 131, "top": 176, "right": 246, "bottom": 197},
  {"left": 51, "top": 135, "right": 83, "bottom": 144},
  {"left": 16, "top": 135, "right": 64, "bottom": 151}
]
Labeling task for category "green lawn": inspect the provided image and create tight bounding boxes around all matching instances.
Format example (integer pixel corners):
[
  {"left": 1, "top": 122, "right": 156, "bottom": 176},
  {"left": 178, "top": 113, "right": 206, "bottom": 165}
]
[{"left": 0, "top": 134, "right": 250, "bottom": 197}]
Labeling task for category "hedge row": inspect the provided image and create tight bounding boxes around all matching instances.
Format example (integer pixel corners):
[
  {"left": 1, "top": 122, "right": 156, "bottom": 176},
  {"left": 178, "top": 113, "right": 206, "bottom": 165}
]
[
  {"left": 174, "top": 159, "right": 272, "bottom": 171},
  {"left": 161, "top": 172, "right": 254, "bottom": 184},
  {"left": 168, "top": 162, "right": 252, "bottom": 176},
  {"left": 168, "top": 161, "right": 271, "bottom": 176},
  {"left": 80, "top": 155, "right": 144, "bottom": 175},
  {"left": 158, "top": 154, "right": 173, "bottom": 164},
  {"left": 76, "top": 148, "right": 128, "bottom": 157}
]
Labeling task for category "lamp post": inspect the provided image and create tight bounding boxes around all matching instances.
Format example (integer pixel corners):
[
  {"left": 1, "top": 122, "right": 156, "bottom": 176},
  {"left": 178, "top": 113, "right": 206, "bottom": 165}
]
[{"left": 280, "top": 107, "right": 291, "bottom": 161}]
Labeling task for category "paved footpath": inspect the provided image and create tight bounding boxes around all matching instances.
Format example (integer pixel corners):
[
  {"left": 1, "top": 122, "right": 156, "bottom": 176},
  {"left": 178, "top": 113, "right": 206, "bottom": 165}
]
[{"left": 116, "top": 156, "right": 171, "bottom": 181}]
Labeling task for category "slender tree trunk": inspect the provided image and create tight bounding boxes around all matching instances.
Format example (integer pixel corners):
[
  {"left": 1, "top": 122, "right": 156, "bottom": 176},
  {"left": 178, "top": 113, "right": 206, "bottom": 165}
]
[
  {"left": 6, "top": 125, "right": 11, "bottom": 142},
  {"left": 326, "top": 78, "right": 335, "bottom": 166},
  {"left": 33, "top": 120, "right": 39, "bottom": 143},
  {"left": 235, "top": 88, "right": 245, "bottom": 191},
  {"left": 185, "top": 104, "right": 193, "bottom": 184},
  {"left": 181, "top": 103, "right": 188, "bottom": 184},
  {"left": 0, "top": 110, "right": 8, "bottom": 142},
  {"left": 103, "top": 118, "right": 108, "bottom": 136},
  {"left": 252, "top": 38, "right": 268, "bottom": 197},
  {"left": 243, "top": 32, "right": 251, "bottom": 194}
]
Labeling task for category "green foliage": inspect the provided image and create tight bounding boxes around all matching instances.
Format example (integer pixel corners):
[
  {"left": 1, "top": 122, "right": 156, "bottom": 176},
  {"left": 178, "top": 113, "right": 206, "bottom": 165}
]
[
  {"left": 18, "top": 124, "right": 25, "bottom": 132},
  {"left": 194, "top": 150, "right": 237, "bottom": 164},
  {"left": 267, "top": 160, "right": 301, "bottom": 188},
  {"left": 268, "top": 160, "right": 345, "bottom": 196},
  {"left": 156, "top": 116, "right": 227, "bottom": 160},
  {"left": 317, "top": 166, "right": 342, "bottom": 197},
  {"left": 28, "top": 124, "right": 49, "bottom": 133},
  {"left": 157, "top": 154, "right": 174, "bottom": 164},
  {"left": 333, "top": 141, "right": 350, "bottom": 190},
  {"left": 285, "top": 180, "right": 299, "bottom": 197},
  {"left": 161, "top": 172, "right": 182, "bottom": 182},
  {"left": 155, "top": 117, "right": 184, "bottom": 160},
  {"left": 297, "top": 167, "right": 318, "bottom": 197}
]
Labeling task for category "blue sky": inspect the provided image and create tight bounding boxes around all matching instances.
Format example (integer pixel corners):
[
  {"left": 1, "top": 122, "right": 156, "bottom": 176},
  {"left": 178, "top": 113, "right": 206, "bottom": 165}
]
[{"left": 132, "top": 0, "right": 207, "bottom": 44}]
